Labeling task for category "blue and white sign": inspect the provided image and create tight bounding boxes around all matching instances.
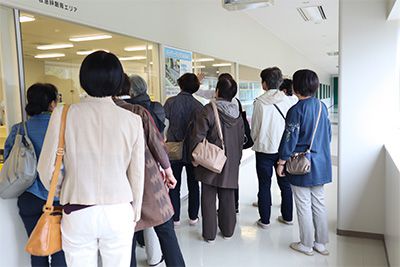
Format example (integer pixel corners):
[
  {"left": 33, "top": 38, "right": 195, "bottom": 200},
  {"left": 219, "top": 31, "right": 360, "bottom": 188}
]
[{"left": 164, "top": 46, "right": 193, "bottom": 97}]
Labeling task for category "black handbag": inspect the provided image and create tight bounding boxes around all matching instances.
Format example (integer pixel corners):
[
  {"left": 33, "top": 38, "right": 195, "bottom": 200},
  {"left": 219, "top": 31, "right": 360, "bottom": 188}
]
[{"left": 237, "top": 99, "right": 254, "bottom": 149}]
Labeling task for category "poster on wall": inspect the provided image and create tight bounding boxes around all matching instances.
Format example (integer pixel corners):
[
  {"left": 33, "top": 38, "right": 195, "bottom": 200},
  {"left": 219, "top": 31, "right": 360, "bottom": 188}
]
[{"left": 164, "top": 46, "right": 192, "bottom": 98}]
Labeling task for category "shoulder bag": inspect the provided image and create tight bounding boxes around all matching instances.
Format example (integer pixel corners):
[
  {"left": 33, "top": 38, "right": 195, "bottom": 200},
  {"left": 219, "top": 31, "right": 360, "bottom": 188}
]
[
  {"left": 285, "top": 101, "right": 322, "bottom": 175},
  {"left": 25, "top": 105, "right": 69, "bottom": 256},
  {"left": 237, "top": 98, "right": 254, "bottom": 149},
  {"left": 192, "top": 101, "right": 227, "bottom": 174},
  {"left": 0, "top": 122, "right": 37, "bottom": 199}
]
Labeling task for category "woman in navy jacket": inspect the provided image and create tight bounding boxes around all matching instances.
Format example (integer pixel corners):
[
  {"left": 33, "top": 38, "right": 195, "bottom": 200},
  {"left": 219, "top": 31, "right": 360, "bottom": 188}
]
[{"left": 276, "top": 69, "right": 332, "bottom": 256}]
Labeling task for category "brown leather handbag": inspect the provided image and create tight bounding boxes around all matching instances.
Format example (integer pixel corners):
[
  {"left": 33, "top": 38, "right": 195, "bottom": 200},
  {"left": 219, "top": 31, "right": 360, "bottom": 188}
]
[
  {"left": 25, "top": 105, "right": 69, "bottom": 256},
  {"left": 192, "top": 101, "right": 227, "bottom": 174},
  {"left": 286, "top": 101, "right": 322, "bottom": 175}
]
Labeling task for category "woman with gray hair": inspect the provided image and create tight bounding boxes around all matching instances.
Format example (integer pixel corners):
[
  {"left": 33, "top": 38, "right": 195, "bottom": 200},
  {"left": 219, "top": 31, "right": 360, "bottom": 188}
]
[{"left": 125, "top": 74, "right": 166, "bottom": 133}]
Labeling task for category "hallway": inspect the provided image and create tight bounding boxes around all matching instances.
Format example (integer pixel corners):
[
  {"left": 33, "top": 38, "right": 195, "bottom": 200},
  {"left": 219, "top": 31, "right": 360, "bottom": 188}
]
[{"left": 135, "top": 125, "right": 388, "bottom": 267}]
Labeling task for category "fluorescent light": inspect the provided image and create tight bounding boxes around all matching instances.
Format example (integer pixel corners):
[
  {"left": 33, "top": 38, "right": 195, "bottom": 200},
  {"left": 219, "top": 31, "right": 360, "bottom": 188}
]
[
  {"left": 297, "top": 6, "right": 326, "bottom": 22},
  {"left": 124, "top": 45, "right": 153, "bottom": 51},
  {"left": 193, "top": 65, "right": 206, "bottom": 69},
  {"left": 119, "top": 56, "right": 147, "bottom": 61},
  {"left": 76, "top": 49, "right": 109, "bottom": 55},
  {"left": 69, "top": 34, "right": 112, "bottom": 42},
  {"left": 37, "top": 43, "right": 74, "bottom": 50},
  {"left": 20, "top": 15, "right": 35, "bottom": 23},
  {"left": 212, "top": 63, "right": 232, "bottom": 67},
  {"left": 34, "top": 53, "right": 65, "bottom": 59},
  {"left": 193, "top": 58, "right": 215, "bottom": 62}
]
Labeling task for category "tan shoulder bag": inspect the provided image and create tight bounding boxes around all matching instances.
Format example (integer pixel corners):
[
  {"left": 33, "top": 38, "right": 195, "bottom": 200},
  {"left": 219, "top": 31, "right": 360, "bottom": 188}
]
[
  {"left": 25, "top": 105, "right": 69, "bottom": 256},
  {"left": 192, "top": 101, "right": 227, "bottom": 174}
]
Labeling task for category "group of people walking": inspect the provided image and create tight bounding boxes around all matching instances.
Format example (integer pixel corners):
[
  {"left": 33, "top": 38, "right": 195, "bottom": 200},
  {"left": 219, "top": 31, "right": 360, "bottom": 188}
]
[{"left": 4, "top": 50, "right": 332, "bottom": 267}]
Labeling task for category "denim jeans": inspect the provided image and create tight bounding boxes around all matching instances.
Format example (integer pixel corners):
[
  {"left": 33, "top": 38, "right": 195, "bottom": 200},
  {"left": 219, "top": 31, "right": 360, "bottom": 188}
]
[
  {"left": 131, "top": 219, "right": 185, "bottom": 267},
  {"left": 17, "top": 192, "right": 67, "bottom": 267},
  {"left": 169, "top": 162, "right": 199, "bottom": 221},
  {"left": 255, "top": 152, "right": 293, "bottom": 224}
]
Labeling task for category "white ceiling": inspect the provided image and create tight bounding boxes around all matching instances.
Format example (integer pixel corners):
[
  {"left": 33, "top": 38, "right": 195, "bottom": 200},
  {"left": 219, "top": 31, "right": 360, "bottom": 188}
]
[{"left": 244, "top": 0, "right": 339, "bottom": 75}]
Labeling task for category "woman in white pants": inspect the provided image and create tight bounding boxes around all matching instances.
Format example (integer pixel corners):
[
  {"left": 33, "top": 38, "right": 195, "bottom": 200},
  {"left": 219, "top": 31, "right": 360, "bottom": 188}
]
[
  {"left": 38, "top": 51, "right": 145, "bottom": 267},
  {"left": 276, "top": 69, "right": 332, "bottom": 256}
]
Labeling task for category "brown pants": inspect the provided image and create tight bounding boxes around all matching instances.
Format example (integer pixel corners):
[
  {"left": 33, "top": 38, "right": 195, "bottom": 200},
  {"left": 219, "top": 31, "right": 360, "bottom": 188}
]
[{"left": 201, "top": 183, "right": 236, "bottom": 240}]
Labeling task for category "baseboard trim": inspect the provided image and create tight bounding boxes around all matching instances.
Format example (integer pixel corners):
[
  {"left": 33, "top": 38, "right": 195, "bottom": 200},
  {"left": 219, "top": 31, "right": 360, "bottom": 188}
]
[
  {"left": 336, "top": 229, "right": 384, "bottom": 240},
  {"left": 337, "top": 229, "right": 390, "bottom": 266}
]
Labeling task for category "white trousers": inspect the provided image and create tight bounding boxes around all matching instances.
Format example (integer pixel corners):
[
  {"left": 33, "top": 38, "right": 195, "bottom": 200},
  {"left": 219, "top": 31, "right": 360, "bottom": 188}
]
[
  {"left": 61, "top": 203, "right": 135, "bottom": 267},
  {"left": 291, "top": 185, "right": 329, "bottom": 248},
  {"left": 143, "top": 228, "right": 162, "bottom": 265}
]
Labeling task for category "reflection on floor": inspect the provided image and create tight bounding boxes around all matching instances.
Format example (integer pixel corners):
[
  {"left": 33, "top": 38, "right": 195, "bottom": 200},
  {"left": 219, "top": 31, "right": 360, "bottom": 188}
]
[{"left": 136, "top": 125, "right": 387, "bottom": 267}]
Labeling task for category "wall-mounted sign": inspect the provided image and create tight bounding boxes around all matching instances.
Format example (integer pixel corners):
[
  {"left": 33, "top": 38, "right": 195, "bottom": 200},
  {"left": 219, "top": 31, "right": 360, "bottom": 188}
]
[
  {"left": 38, "top": 0, "right": 78, "bottom": 12},
  {"left": 164, "top": 46, "right": 192, "bottom": 98}
]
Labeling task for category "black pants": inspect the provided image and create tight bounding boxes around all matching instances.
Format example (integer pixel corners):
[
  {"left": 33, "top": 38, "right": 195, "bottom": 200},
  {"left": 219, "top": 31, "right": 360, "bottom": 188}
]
[
  {"left": 255, "top": 152, "right": 293, "bottom": 224},
  {"left": 17, "top": 192, "right": 67, "bottom": 267},
  {"left": 201, "top": 184, "right": 236, "bottom": 240},
  {"left": 131, "top": 219, "right": 185, "bottom": 267},
  {"left": 169, "top": 162, "right": 199, "bottom": 221}
]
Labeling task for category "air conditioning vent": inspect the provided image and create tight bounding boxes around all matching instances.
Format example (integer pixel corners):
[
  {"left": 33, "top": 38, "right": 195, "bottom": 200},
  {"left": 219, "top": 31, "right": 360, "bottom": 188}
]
[
  {"left": 222, "top": 0, "right": 274, "bottom": 11},
  {"left": 297, "top": 6, "right": 327, "bottom": 22}
]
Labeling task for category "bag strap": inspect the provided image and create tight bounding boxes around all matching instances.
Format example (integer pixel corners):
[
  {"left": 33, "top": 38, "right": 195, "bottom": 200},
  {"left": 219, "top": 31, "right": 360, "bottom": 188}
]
[
  {"left": 236, "top": 98, "right": 243, "bottom": 113},
  {"left": 210, "top": 101, "right": 225, "bottom": 151},
  {"left": 273, "top": 104, "right": 285, "bottom": 120},
  {"left": 307, "top": 101, "right": 322, "bottom": 153},
  {"left": 43, "top": 105, "right": 70, "bottom": 213}
]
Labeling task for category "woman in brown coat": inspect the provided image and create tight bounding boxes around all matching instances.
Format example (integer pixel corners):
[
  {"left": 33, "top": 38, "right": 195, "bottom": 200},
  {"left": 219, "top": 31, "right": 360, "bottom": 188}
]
[{"left": 191, "top": 77, "right": 244, "bottom": 242}]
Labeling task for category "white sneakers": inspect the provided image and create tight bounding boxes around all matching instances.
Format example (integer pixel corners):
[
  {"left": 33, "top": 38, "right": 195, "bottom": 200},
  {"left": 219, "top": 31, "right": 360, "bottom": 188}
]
[
  {"left": 277, "top": 216, "right": 293, "bottom": 225},
  {"left": 256, "top": 219, "right": 270, "bottom": 229},
  {"left": 189, "top": 218, "right": 199, "bottom": 226},
  {"left": 290, "top": 242, "right": 330, "bottom": 256}
]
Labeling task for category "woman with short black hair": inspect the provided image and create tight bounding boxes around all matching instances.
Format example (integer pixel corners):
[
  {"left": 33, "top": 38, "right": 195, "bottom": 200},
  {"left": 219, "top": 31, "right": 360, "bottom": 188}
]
[
  {"left": 38, "top": 51, "right": 145, "bottom": 267},
  {"left": 277, "top": 69, "right": 332, "bottom": 256},
  {"left": 191, "top": 77, "right": 244, "bottom": 242},
  {"left": 4, "top": 83, "right": 66, "bottom": 267},
  {"left": 164, "top": 73, "right": 203, "bottom": 226}
]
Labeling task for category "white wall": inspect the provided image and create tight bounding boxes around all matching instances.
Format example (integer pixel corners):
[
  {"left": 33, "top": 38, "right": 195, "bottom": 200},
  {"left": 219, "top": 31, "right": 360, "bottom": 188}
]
[
  {"left": 385, "top": 146, "right": 400, "bottom": 267},
  {"left": 338, "top": 0, "right": 400, "bottom": 234},
  {"left": 1, "top": 0, "right": 331, "bottom": 83}
]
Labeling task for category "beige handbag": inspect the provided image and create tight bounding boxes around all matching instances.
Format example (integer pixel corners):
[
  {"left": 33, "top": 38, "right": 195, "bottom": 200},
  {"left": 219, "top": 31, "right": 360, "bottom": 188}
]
[
  {"left": 286, "top": 101, "right": 322, "bottom": 175},
  {"left": 192, "top": 101, "right": 227, "bottom": 174},
  {"left": 165, "top": 142, "right": 183, "bottom": 161},
  {"left": 25, "top": 105, "right": 69, "bottom": 256}
]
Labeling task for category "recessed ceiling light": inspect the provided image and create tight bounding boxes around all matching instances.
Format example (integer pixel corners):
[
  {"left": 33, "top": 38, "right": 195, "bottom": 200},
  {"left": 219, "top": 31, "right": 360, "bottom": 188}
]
[
  {"left": 193, "top": 58, "right": 215, "bottom": 62},
  {"left": 297, "top": 6, "right": 327, "bottom": 22},
  {"left": 212, "top": 63, "right": 232, "bottom": 67},
  {"left": 119, "top": 56, "right": 147, "bottom": 61},
  {"left": 20, "top": 15, "right": 35, "bottom": 23},
  {"left": 76, "top": 49, "right": 109, "bottom": 55},
  {"left": 124, "top": 45, "right": 153, "bottom": 51},
  {"left": 34, "top": 53, "right": 65, "bottom": 59},
  {"left": 69, "top": 34, "right": 112, "bottom": 42},
  {"left": 193, "top": 65, "right": 206, "bottom": 69},
  {"left": 37, "top": 43, "right": 74, "bottom": 50}
]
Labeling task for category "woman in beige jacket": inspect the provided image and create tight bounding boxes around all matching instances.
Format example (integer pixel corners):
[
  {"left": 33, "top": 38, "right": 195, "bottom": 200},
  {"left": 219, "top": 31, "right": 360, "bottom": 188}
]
[{"left": 38, "top": 51, "right": 145, "bottom": 267}]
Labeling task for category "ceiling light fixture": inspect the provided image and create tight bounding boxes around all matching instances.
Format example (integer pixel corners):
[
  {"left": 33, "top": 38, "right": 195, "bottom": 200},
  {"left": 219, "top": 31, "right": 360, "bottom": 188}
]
[
  {"left": 193, "top": 65, "right": 206, "bottom": 69},
  {"left": 69, "top": 34, "right": 112, "bottom": 42},
  {"left": 124, "top": 45, "right": 153, "bottom": 51},
  {"left": 212, "top": 63, "right": 232, "bottom": 67},
  {"left": 76, "top": 49, "right": 109, "bottom": 55},
  {"left": 20, "top": 15, "right": 35, "bottom": 23},
  {"left": 34, "top": 53, "right": 65, "bottom": 59},
  {"left": 193, "top": 58, "right": 215, "bottom": 62},
  {"left": 222, "top": 0, "right": 274, "bottom": 11},
  {"left": 119, "top": 56, "right": 147, "bottom": 61},
  {"left": 37, "top": 43, "right": 74, "bottom": 50},
  {"left": 297, "top": 6, "right": 327, "bottom": 22}
]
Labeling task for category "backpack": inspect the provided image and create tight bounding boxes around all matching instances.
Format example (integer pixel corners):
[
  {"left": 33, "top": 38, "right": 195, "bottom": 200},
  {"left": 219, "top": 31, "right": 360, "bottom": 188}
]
[{"left": 0, "top": 123, "right": 37, "bottom": 199}]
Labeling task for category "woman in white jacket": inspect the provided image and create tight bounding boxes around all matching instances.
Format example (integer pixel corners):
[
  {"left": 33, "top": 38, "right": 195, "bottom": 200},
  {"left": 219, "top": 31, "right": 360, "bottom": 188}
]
[
  {"left": 38, "top": 51, "right": 145, "bottom": 267},
  {"left": 251, "top": 67, "right": 297, "bottom": 229}
]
